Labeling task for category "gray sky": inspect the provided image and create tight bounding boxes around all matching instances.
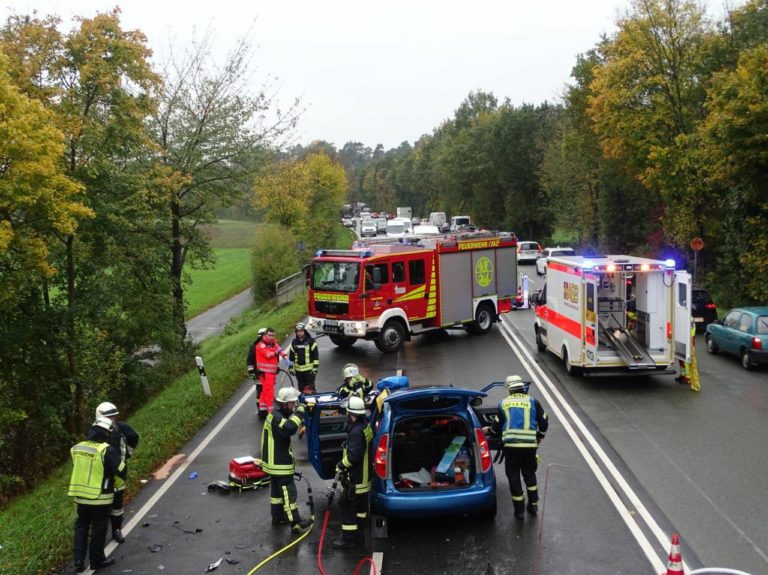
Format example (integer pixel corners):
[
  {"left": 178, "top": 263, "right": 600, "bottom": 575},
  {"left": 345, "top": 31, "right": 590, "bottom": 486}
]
[{"left": 4, "top": 0, "right": 734, "bottom": 150}]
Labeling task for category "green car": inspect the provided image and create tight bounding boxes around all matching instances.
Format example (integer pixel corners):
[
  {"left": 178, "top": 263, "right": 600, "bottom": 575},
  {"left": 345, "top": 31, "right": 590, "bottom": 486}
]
[{"left": 705, "top": 307, "right": 768, "bottom": 370}]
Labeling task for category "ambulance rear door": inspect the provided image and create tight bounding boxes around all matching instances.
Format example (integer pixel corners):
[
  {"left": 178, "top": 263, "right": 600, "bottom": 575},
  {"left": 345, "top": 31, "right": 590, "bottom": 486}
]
[
  {"left": 584, "top": 271, "right": 600, "bottom": 366},
  {"left": 673, "top": 271, "right": 692, "bottom": 363}
]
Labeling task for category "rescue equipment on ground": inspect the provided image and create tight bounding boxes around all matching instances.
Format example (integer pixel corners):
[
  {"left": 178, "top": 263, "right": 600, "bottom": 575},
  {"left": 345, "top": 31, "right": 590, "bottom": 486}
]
[{"left": 227, "top": 456, "right": 270, "bottom": 492}]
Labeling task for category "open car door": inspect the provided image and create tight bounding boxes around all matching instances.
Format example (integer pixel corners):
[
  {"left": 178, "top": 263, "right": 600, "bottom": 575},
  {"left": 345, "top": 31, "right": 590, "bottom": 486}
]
[{"left": 303, "top": 393, "right": 347, "bottom": 480}]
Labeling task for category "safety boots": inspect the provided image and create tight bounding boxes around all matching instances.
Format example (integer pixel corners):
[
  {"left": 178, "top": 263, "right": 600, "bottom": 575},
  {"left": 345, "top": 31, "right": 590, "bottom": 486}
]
[
  {"left": 513, "top": 500, "right": 525, "bottom": 520},
  {"left": 112, "top": 529, "right": 126, "bottom": 544},
  {"left": 291, "top": 517, "right": 313, "bottom": 534},
  {"left": 526, "top": 501, "right": 538, "bottom": 515}
]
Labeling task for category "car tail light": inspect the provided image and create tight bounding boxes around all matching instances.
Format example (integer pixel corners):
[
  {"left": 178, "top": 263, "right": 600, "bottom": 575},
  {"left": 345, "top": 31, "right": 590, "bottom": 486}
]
[
  {"left": 752, "top": 337, "right": 763, "bottom": 351},
  {"left": 475, "top": 428, "right": 492, "bottom": 473},
  {"left": 705, "top": 303, "right": 717, "bottom": 310},
  {"left": 666, "top": 322, "right": 672, "bottom": 339},
  {"left": 374, "top": 433, "right": 389, "bottom": 478}
]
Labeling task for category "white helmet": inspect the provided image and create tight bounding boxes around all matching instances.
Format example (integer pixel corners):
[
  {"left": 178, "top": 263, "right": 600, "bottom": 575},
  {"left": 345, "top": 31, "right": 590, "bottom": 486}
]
[
  {"left": 505, "top": 375, "right": 527, "bottom": 392},
  {"left": 343, "top": 364, "right": 359, "bottom": 379},
  {"left": 93, "top": 414, "right": 113, "bottom": 431},
  {"left": 96, "top": 401, "right": 119, "bottom": 418},
  {"left": 346, "top": 396, "right": 366, "bottom": 415},
  {"left": 257, "top": 327, "right": 267, "bottom": 336},
  {"left": 295, "top": 322, "right": 306, "bottom": 331},
  {"left": 276, "top": 387, "right": 301, "bottom": 404}
]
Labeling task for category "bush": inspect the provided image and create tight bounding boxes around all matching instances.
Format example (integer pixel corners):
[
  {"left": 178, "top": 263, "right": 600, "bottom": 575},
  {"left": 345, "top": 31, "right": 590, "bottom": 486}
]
[{"left": 250, "top": 224, "right": 300, "bottom": 303}]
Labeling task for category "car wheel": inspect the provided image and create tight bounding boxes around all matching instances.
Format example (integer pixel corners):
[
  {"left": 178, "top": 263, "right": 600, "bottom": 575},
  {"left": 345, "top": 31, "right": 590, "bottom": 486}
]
[
  {"left": 563, "top": 347, "right": 582, "bottom": 377},
  {"left": 705, "top": 335, "right": 718, "bottom": 354},
  {"left": 329, "top": 334, "right": 356, "bottom": 348},
  {"left": 468, "top": 303, "right": 494, "bottom": 335},
  {"left": 535, "top": 327, "right": 546, "bottom": 353},
  {"left": 375, "top": 320, "right": 405, "bottom": 353},
  {"left": 741, "top": 349, "right": 753, "bottom": 370}
]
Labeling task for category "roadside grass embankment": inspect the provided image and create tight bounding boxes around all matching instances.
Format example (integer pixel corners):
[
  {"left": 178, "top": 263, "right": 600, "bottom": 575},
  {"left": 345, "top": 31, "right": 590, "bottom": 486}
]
[{"left": 0, "top": 298, "right": 305, "bottom": 575}]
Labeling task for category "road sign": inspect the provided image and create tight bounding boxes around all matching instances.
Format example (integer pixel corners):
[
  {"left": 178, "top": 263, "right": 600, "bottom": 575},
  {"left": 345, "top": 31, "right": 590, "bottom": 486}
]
[{"left": 690, "top": 237, "right": 704, "bottom": 251}]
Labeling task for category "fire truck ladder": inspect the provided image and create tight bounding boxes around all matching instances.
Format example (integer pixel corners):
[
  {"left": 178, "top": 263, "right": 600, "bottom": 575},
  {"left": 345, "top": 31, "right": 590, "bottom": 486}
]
[{"left": 597, "top": 316, "right": 656, "bottom": 369}]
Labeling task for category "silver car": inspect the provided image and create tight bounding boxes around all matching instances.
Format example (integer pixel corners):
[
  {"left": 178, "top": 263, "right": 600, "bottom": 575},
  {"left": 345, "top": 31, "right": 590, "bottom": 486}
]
[{"left": 535, "top": 246, "right": 576, "bottom": 275}]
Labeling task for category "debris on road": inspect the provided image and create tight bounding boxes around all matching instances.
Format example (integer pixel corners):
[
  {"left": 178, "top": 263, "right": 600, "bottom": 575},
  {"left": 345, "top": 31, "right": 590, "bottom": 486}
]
[
  {"left": 206, "top": 557, "right": 223, "bottom": 572},
  {"left": 148, "top": 544, "right": 163, "bottom": 553},
  {"left": 188, "top": 471, "right": 199, "bottom": 480}
]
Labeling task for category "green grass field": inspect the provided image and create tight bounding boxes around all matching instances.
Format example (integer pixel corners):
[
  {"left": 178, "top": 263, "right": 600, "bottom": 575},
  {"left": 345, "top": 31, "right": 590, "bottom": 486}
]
[{"left": 185, "top": 248, "right": 252, "bottom": 318}]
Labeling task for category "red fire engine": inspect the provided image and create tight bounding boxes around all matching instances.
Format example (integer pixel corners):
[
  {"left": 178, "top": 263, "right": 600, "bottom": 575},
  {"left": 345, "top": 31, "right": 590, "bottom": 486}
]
[{"left": 306, "top": 233, "right": 518, "bottom": 352}]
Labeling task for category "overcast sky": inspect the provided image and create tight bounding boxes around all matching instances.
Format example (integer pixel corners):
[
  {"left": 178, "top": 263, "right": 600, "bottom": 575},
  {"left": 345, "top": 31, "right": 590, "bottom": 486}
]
[{"left": 3, "top": 0, "right": 735, "bottom": 150}]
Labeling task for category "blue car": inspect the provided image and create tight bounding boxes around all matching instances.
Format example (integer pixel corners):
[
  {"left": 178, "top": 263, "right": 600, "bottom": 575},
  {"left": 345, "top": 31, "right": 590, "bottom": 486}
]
[
  {"left": 705, "top": 306, "right": 768, "bottom": 370},
  {"left": 303, "top": 377, "right": 498, "bottom": 522}
]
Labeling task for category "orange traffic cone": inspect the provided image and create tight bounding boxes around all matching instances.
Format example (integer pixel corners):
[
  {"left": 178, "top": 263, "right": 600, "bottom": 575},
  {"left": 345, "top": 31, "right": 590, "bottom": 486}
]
[{"left": 662, "top": 533, "right": 684, "bottom": 575}]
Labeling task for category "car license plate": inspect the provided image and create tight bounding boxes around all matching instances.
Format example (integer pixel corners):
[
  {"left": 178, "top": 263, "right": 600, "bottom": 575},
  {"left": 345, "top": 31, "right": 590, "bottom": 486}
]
[
  {"left": 694, "top": 317, "right": 704, "bottom": 323},
  {"left": 324, "top": 320, "right": 339, "bottom": 333}
]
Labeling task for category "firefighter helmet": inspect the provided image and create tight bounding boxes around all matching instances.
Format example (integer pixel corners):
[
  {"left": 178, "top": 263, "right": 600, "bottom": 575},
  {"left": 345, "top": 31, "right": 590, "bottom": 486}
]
[
  {"left": 295, "top": 322, "right": 306, "bottom": 331},
  {"left": 96, "top": 401, "right": 119, "bottom": 418},
  {"left": 275, "top": 387, "right": 301, "bottom": 404},
  {"left": 505, "top": 375, "right": 527, "bottom": 392},
  {"left": 94, "top": 414, "right": 113, "bottom": 431},
  {"left": 342, "top": 364, "right": 359, "bottom": 379},
  {"left": 257, "top": 327, "right": 267, "bottom": 336},
  {"left": 346, "top": 396, "right": 366, "bottom": 415}
]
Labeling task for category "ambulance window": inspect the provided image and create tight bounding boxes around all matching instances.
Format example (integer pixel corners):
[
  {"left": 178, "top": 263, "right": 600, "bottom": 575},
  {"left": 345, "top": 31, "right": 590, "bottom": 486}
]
[
  {"left": 392, "top": 262, "right": 405, "bottom": 283},
  {"left": 586, "top": 283, "right": 595, "bottom": 313},
  {"left": 408, "top": 260, "right": 425, "bottom": 285},
  {"left": 677, "top": 284, "right": 687, "bottom": 307}
]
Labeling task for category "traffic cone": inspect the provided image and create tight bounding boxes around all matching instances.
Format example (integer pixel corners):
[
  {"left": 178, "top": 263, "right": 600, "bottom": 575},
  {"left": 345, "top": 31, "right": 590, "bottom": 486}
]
[{"left": 661, "top": 533, "right": 684, "bottom": 575}]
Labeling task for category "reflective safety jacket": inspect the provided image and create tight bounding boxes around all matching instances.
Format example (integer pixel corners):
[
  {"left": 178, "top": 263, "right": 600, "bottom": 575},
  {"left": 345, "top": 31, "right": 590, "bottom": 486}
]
[
  {"left": 337, "top": 375, "right": 373, "bottom": 399},
  {"left": 260, "top": 406, "right": 305, "bottom": 476},
  {"left": 288, "top": 335, "right": 319, "bottom": 373},
  {"left": 493, "top": 393, "right": 548, "bottom": 448},
  {"left": 339, "top": 418, "right": 373, "bottom": 495},
  {"left": 256, "top": 340, "right": 280, "bottom": 375},
  {"left": 68, "top": 428, "right": 126, "bottom": 505}
]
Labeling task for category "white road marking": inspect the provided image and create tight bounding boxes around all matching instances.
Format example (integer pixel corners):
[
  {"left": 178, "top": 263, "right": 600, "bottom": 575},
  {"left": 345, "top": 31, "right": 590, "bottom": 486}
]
[
  {"left": 498, "top": 317, "right": 675, "bottom": 574},
  {"left": 371, "top": 551, "right": 384, "bottom": 574}
]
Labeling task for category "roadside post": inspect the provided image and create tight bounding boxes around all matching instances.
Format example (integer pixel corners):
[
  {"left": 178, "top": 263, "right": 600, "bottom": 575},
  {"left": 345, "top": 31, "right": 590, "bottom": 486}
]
[
  {"left": 690, "top": 237, "right": 704, "bottom": 285},
  {"left": 195, "top": 356, "right": 212, "bottom": 397}
]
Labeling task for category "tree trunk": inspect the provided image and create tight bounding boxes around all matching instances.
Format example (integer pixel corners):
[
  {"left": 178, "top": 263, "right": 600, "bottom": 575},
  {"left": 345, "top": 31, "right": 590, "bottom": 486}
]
[
  {"left": 170, "top": 197, "right": 187, "bottom": 344},
  {"left": 66, "top": 234, "right": 84, "bottom": 435}
]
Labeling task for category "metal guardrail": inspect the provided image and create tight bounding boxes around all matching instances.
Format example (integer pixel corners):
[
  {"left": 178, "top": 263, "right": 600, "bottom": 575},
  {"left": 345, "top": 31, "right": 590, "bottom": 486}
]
[{"left": 276, "top": 267, "right": 307, "bottom": 306}]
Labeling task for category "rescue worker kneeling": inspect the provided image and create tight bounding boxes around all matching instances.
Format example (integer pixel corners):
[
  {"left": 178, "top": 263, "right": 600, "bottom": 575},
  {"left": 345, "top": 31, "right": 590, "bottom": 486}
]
[
  {"left": 485, "top": 375, "right": 548, "bottom": 520},
  {"left": 337, "top": 363, "right": 373, "bottom": 400},
  {"left": 260, "top": 387, "right": 312, "bottom": 533},
  {"left": 332, "top": 396, "right": 373, "bottom": 550}
]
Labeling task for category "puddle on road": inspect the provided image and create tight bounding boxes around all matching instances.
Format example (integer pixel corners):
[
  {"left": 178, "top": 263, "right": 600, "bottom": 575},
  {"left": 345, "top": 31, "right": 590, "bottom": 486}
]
[{"left": 153, "top": 453, "right": 187, "bottom": 480}]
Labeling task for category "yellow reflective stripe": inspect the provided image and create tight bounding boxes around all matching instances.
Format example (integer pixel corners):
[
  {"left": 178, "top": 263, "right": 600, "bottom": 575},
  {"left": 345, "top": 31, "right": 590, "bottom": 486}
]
[
  {"left": 528, "top": 486, "right": 538, "bottom": 491},
  {"left": 342, "top": 524, "right": 358, "bottom": 531},
  {"left": 270, "top": 497, "right": 282, "bottom": 504},
  {"left": 289, "top": 414, "right": 302, "bottom": 427},
  {"left": 282, "top": 486, "right": 294, "bottom": 521},
  {"left": 512, "top": 495, "right": 525, "bottom": 502}
]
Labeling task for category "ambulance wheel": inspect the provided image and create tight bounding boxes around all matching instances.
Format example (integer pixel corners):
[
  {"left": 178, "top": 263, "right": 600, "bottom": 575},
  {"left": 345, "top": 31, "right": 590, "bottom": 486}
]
[
  {"left": 535, "top": 327, "right": 546, "bottom": 352},
  {"left": 562, "top": 347, "right": 582, "bottom": 377},
  {"left": 375, "top": 320, "right": 405, "bottom": 353},
  {"left": 468, "top": 303, "right": 494, "bottom": 335},
  {"left": 329, "top": 334, "right": 356, "bottom": 348}
]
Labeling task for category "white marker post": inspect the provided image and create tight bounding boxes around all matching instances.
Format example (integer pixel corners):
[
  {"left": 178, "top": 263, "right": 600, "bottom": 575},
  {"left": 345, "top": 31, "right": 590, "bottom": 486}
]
[
  {"left": 195, "top": 356, "right": 212, "bottom": 397},
  {"left": 521, "top": 274, "right": 530, "bottom": 309}
]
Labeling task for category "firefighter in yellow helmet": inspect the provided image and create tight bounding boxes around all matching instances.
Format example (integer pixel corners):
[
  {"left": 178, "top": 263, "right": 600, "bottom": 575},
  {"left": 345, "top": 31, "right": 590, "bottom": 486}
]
[
  {"left": 332, "top": 395, "right": 373, "bottom": 550},
  {"left": 68, "top": 415, "right": 126, "bottom": 572},
  {"left": 337, "top": 363, "right": 373, "bottom": 399},
  {"left": 260, "top": 387, "right": 312, "bottom": 533}
]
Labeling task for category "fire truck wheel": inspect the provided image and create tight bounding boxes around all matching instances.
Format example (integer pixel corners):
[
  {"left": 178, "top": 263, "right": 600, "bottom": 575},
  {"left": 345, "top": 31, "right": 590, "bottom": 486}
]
[
  {"left": 535, "top": 328, "right": 546, "bottom": 352},
  {"left": 467, "top": 303, "right": 494, "bottom": 335},
  {"left": 375, "top": 320, "right": 405, "bottom": 353},
  {"left": 329, "top": 334, "right": 357, "bottom": 348},
  {"left": 562, "top": 347, "right": 582, "bottom": 377}
]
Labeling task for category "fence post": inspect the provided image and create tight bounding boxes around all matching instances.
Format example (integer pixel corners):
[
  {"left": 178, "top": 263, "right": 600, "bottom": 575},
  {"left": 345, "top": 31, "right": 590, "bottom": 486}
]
[{"left": 195, "top": 356, "right": 212, "bottom": 397}]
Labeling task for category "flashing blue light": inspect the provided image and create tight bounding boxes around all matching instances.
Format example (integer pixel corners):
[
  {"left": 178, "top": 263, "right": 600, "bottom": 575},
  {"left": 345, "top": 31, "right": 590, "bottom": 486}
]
[
  {"left": 582, "top": 260, "right": 594, "bottom": 270},
  {"left": 315, "top": 250, "right": 324, "bottom": 257},
  {"left": 664, "top": 259, "right": 676, "bottom": 268},
  {"left": 360, "top": 250, "right": 373, "bottom": 258}
]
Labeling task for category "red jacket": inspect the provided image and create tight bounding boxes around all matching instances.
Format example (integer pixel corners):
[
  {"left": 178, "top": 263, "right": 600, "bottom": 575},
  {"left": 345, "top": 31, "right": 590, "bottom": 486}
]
[{"left": 256, "top": 341, "right": 280, "bottom": 374}]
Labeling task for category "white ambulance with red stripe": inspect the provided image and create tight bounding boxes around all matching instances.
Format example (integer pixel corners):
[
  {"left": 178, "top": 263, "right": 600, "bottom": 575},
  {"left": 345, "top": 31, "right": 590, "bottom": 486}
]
[{"left": 532, "top": 255, "right": 692, "bottom": 376}]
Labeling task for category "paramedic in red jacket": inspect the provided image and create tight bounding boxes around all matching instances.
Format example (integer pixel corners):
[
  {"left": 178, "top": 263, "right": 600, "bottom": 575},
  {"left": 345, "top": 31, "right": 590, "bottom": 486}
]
[{"left": 255, "top": 327, "right": 287, "bottom": 419}]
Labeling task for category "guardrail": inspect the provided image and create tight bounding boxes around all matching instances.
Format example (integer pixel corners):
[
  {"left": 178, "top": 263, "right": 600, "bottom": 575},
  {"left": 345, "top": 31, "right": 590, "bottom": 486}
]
[{"left": 276, "top": 267, "right": 307, "bottom": 306}]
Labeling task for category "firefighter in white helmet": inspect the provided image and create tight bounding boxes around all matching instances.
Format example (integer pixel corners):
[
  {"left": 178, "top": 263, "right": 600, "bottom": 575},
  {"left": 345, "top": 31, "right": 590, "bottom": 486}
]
[
  {"left": 337, "top": 363, "right": 373, "bottom": 399},
  {"left": 94, "top": 402, "right": 139, "bottom": 544},
  {"left": 332, "top": 395, "right": 373, "bottom": 550},
  {"left": 483, "top": 375, "right": 548, "bottom": 520},
  {"left": 259, "top": 386, "right": 312, "bottom": 533}
]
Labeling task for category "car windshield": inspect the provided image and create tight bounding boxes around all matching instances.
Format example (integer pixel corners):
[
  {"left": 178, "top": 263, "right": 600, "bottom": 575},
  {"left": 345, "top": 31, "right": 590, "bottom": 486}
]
[
  {"left": 388, "top": 223, "right": 405, "bottom": 234},
  {"left": 692, "top": 291, "right": 712, "bottom": 305},
  {"left": 311, "top": 261, "right": 360, "bottom": 292},
  {"left": 551, "top": 249, "right": 575, "bottom": 257},
  {"left": 757, "top": 316, "right": 768, "bottom": 334}
]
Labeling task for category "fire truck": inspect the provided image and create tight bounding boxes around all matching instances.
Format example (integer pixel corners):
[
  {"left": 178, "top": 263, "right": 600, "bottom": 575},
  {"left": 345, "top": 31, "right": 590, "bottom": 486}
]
[
  {"left": 306, "top": 233, "right": 518, "bottom": 352},
  {"left": 532, "top": 255, "right": 692, "bottom": 376}
]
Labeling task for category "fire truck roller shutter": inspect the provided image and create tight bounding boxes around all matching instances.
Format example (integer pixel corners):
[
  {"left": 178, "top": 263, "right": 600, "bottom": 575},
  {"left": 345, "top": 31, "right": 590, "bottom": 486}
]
[{"left": 439, "top": 251, "right": 472, "bottom": 324}]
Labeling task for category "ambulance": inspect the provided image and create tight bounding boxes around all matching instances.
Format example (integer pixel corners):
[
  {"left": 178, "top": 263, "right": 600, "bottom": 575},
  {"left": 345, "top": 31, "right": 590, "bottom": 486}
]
[
  {"left": 532, "top": 255, "right": 692, "bottom": 376},
  {"left": 307, "top": 232, "right": 518, "bottom": 352}
]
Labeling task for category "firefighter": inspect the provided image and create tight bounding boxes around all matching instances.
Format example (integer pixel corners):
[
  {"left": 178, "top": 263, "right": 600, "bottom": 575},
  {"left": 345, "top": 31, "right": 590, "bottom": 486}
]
[
  {"left": 337, "top": 364, "right": 373, "bottom": 400},
  {"left": 484, "top": 375, "right": 548, "bottom": 520},
  {"left": 675, "top": 322, "right": 701, "bottom": 391},
  {"left": 260, "top": 387, "right": 312, "bottom": 533},
  {"left": 68, "top": 415, "right": 126, "bottom": 572},
  {"left": 288, "top": 323, "right": 319, "bottom": 394},
  {"left": 95, "top": 402, "right": 139, "bottom": 544},
  {"left": 246, "top": 327, "right": 268, "bottom": 401},
  {"left": 332, "top": 395, "right": 373, "bottom": 550},
  {"left": 255, "top": 327, "right": 288, "bottom": 419}
]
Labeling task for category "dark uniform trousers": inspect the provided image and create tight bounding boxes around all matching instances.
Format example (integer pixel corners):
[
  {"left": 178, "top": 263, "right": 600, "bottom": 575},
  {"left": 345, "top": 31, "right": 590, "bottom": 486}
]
[
  {"left": 74, "top": 504, "right": 111, "bottom": 565},
  {"left": 270, "top": 474, "right": 299, "bottom": 523},
  {"left": 340, "top": 483, "right": 369, "bottom": 541},
  {"left": 504, "top": 447, "right": 539, "bottom": 504},
  {"left": 294, "top": 370, "right": 316, "bottom": 394}
]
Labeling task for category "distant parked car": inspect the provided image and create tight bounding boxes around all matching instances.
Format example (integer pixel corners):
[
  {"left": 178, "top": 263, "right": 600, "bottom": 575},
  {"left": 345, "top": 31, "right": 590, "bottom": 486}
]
[
  {"left": 705, "top": 307, "right": 768, "bottom": 370},
  {"left": 376, "top": 217, "right": 387, "bottom": 233},
  {"left": 517, "top": 241, "right": 542, "bottom": 264},
  {"left": 341, "top": 217, "right": 353, "bottom": 227},
  {"left": 361, "top": 220, "right": 378, "bottom": 237},
  {"left": 691, "top": 289, "right": 718, "bottom": 331},
  {"left": 535, "top": 246, "right": 576, "bottom": 275}
]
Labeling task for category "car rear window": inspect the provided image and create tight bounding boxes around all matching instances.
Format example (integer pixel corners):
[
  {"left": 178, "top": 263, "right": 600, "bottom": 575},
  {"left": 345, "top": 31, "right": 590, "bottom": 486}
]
[
  {"left": 756, "top": 316, "right": 768, "bottom": 335},
  {"left": 395, "top": 396, "right": 465, "bottom": 411},
  {"left": 692, "top": 290, "right": 712, "bottom": 305},
  {"left": 521, "top": 242, "right": 538, "bottom": 250}
]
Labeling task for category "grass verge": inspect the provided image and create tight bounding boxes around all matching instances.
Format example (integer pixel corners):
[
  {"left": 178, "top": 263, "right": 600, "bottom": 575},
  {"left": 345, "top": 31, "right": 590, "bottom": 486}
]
[
  {"left": 0, "top": 298, "right": 306, "bottom": 575},
  {"left": 185, "top": 247, "right": 252, "bottom": 318}
]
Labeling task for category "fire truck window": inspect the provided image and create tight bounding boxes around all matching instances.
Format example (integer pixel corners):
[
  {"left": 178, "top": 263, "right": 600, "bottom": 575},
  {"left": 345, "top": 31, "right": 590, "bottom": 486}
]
[
  {"left": 393, "top": 262, "right": 405, "bottom": 283},
  {"left": 408, "top": 260, "right": 425, "bottom": 285}
]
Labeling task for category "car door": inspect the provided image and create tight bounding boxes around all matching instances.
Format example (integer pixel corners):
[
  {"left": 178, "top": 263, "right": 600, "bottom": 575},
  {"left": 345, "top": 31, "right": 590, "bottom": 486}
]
[
  {"left": 736, "top": 312, "right": 754, "bottom": 352},
  {"left": 720, "top": 310, "right": 743, "bottom": 354},
  {"left": 303, "top": 392, "right": 347, "bottom": 480}
]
